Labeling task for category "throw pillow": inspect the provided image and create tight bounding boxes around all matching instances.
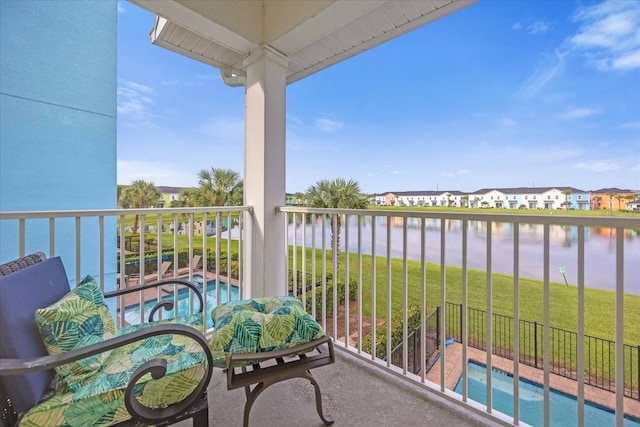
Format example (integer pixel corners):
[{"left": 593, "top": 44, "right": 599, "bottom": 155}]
[{"left": 35, "top": 276, "right": 116, "bottom": 391}]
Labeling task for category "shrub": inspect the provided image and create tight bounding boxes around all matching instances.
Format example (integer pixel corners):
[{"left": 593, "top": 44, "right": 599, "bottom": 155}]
[{"left": 362, "top": 303, "right": 422, "bottom": 360}]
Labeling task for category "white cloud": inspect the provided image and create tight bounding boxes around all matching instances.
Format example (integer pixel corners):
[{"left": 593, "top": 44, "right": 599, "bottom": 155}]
[
  {"left": 117, "top": 160, "right": 197, "bottom": 187},
  {"left": 161, "top": 79, "right": 194, "bottom": 87},
  {"left": 314, "top": 118, "right": 344, "bottom": 133},
  {"left": 442, "top": 169, "right": 472, "bottom": 177},
  {"left": 198, "top": 115, "right": 244, "bottom": 140},
  {"left": 117, "top": 1, "right": 126, "bottom": 13},
  {"left": 512, "top": 146, "right": 583, "bottom": 163},
  {"left": 570, "top": 1, "right": 640, "bottom": 71},
  {"left": 287, "top": 114, "right": 304, "bottom": 128},
  {"left": 611, "top": 50, "right": 640, "bottom": 70},
  {"left": 558, "top": 107, "right": 600, "bottom": 119},
  {"left": 501, "top": 117, "right": 517, "bottom": 126},
  {"left": 574, "top": 161, "right": 620, "bottom": 172},
  {"left": 617, "top": 121, "right": 640, "bottom": 130},
  {"left": 528, "top": 20, "right": 550, "bottom": 34},
  {"left": 512, "top": 22, "right": 522, "bottom": 30},
  {"left": 117, "top": 80, "right": 157, "bottom": 124},
  {"left": 630, "top": 163, "right": 640, "bottom": 172},
  {"left": 515, "top": 50, "right": 566, "bottom": 99}
]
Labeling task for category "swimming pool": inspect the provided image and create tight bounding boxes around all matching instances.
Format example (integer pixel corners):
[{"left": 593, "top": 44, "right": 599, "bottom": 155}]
[
  {"left": 454, "top": 361, "right": 640, "bottom": 427},
  {"left": 123, "top": 275, "right": 240, "bottom": 329}
]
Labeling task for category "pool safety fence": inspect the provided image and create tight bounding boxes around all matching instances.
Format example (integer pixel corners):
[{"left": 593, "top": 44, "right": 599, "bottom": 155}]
[{"left": 443, "top": 302, "right": 639, "bottom": 400}]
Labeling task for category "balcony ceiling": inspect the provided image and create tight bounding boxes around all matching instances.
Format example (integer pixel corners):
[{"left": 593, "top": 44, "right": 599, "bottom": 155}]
[{"left": 131, "top": 0, "right": 475, "bottom": 85}]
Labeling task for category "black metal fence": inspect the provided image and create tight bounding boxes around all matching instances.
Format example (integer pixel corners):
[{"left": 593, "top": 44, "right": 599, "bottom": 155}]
[
  {"left": 389, "top": 307, "right": 440, "bottom": 374},
  {"left": 445, "top": 302, "right": 639, "bottom": 400}
]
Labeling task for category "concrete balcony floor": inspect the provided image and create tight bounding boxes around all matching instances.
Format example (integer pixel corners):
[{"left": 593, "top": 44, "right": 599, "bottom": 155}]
[{"left": 187, "top": 348, "right": 500, "bottom": 427}]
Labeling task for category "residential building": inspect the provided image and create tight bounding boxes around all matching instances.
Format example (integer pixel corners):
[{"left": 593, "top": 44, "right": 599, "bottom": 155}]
[
  {"left": 590, "top": 188, "right": 639, "bottom": 211},
  {"left": 377, "top": 187, "right": 592, "bottom": 210},
  {"left": 157, "top": 185, "right": 186, "bottom": 207}
]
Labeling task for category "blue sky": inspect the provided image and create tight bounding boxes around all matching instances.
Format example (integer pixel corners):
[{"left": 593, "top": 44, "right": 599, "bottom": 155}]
[{"left": 117, "top": 0, "right": 640, "bottom": 194}]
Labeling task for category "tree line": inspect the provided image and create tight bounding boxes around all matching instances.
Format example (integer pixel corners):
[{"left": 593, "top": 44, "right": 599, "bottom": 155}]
[{"left": 119, "top": 171, "right": 368, "bottom": 243}]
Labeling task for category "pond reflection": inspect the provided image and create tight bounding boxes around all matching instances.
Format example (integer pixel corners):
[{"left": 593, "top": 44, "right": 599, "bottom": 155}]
[{"left": 288, "top": 216, "right": 640, "bottom": 295}]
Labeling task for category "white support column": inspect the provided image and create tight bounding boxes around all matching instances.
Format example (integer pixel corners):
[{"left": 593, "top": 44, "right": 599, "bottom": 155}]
[{"left": 243, "top": 46, "right": 288, "bottom": 298}]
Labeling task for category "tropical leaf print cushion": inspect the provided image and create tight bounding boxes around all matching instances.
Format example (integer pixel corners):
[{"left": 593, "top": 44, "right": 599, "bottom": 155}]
[
  {"left": 35, "top": 276, "right": 116, "bottom": 391},
  {"left": 209, "top": 296, "right": 325, "bottom": 368},
  {"left": 19, "top": 332, "right": 207, "bottom": 427}
]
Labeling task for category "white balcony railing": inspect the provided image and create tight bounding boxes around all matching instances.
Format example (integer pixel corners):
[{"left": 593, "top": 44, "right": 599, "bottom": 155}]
[
  {"left": 279, "top": 207, "right": 640, "bottom": 427},
  {"left": 0, "top": 207, "right": 251, "bottom": 330},
  {"left": 1, "top": 207, "right": 639, "bottom": 426}
]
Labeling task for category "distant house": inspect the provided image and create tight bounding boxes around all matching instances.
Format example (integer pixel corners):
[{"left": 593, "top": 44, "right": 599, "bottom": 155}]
[
  {"left": 590, "top": 188, "right": 638, "bottom": 211},
  {"left": 626, "top": 199, "right": 640, "bottom": 212},
  {"left": 157, "top": 186, "right": 186, "bottom": 207},
  {"left": 371, "top": 194, "right": 386, "bottom": 206}
]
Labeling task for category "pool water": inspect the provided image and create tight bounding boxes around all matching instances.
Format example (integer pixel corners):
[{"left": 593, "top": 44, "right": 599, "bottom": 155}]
[
  {"left": 123, "top": 276, "right": 240, "bottom": 329},
  {"left": 454, "top": 362, "right": 640, "bottom": 427}
]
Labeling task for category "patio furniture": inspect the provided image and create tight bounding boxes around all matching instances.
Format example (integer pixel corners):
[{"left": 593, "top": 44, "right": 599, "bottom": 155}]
[
  {"left": 209, "top": 296, "right": 335, "bottom": 427},
  {"left": 0, "top": 253, "right": 213, "bottom": 427},
  {"left": 128, "top": 261, "right": 172, "bottom": 285},
  {"left": 176, "top": 255, "right": 202, "bottom": 277}
]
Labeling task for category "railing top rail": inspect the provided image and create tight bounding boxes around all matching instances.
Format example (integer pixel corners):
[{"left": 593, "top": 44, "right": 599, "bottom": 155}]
[
  {"left": 0, "top": 206, "right": 253, "bottom": 220},
  {"left": 278, "top": 206, "right": 640, "bottom": 228}
]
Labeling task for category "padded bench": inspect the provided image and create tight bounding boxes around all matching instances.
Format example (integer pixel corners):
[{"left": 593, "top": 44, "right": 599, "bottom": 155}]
[{"left": 209, "top": 296, "right": 335, "bottom": 427}]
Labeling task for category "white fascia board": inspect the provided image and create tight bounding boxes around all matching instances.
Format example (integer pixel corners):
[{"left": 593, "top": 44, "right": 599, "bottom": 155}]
[{"left": 132, "top": 0, "right": 257, "bottom": 55}]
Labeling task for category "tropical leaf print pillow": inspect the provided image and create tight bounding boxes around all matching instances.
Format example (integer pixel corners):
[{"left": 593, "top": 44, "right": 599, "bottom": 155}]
[{"left": 35, "top": 276, "right": 116, "bottom": 391}]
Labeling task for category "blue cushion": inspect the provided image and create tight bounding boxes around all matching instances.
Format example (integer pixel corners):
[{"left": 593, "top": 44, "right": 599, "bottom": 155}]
[{"left": 0, "top": 257, "right": 71, "bottom": 413}]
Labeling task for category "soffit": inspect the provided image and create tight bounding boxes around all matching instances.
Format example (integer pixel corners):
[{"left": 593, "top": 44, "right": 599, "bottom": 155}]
[{"left": 131, "top": 0, "right": 476, "bottom": 85}]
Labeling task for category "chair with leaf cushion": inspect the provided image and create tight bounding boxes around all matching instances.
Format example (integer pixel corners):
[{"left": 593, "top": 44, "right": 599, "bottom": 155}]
[
  {"left": 0, "top": 254, "right": 213, "bottom": 427},
  {"left": 209, "top": 296, "right": 335, "bottom": 427}
]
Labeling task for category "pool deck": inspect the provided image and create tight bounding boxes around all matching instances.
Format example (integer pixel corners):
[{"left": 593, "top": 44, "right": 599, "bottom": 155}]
[{"left": 426, "top": 342, "right": 640, "bottom": 419}]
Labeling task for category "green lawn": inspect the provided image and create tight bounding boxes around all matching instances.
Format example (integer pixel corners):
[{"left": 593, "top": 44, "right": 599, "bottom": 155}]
[{"left": 291, "top": 247, "right": 640, "bottom": 346}]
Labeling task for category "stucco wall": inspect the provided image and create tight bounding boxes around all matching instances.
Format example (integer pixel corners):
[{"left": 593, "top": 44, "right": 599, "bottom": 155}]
[{"left": 0, "top": 0, "right": 117, "bottom": 286}]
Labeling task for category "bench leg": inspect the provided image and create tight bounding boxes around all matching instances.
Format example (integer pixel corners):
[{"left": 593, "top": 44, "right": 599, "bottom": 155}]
[
  {"left": 242, "top": 371, "right": 333, "bottom": 427},
  {"left": 304, "top": 370, "right": 334, "bottom": 425}
]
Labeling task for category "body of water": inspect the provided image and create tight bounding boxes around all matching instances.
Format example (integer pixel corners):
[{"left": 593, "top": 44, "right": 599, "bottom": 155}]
[
  {"left": 124, "top": 276, "right": 240, "bottom": 329},
  {"left": 288, "top": 216, "right": 640, "bottom": 295}
]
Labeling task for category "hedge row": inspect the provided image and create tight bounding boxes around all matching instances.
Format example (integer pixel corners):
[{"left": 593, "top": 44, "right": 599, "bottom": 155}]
[
  {"left": 118, "top": 249, "right": 239, "bottom": 279},
  {"left": 361, "top": 303, "right": 422, "bottom": 360}
]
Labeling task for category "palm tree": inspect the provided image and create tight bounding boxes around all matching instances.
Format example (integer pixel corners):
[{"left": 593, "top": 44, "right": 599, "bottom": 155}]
[
  {"left": 177, "top": 187, "right": 200, "bottom": 207},
  {"left": 561, "top": 189, "right": 572, "bottom": 210},
  {"left": 294, "top": 192, "right": 306, "bottom": 206},
  {"left": 461, "top": 195, "right": 469, "bottom": 208},
  {"left": 592, "top": 195, "right": 601, "bottom": 210},
  {"left": 306, "top": 178, "right": 368, "bottom": 272},
  {"left": 614, "top": 193, "right": 626, "bottom": 211},
  {"left": 118, "top": 180, "right": 162, "bottom": 233},
  {"left": 607, "top": 192, "right": 617, "bottom": 215},
  {"left": 192, "top": 168, "right": 243, "bottom": 206}
]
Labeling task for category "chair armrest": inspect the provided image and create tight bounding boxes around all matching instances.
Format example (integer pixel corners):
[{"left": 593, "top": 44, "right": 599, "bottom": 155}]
[
  {"left": 0, "top": 323, "right": 214, "bottom": 424},
  {"left": 104, "top": 278, "right": 205, "bottom": 321}
]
